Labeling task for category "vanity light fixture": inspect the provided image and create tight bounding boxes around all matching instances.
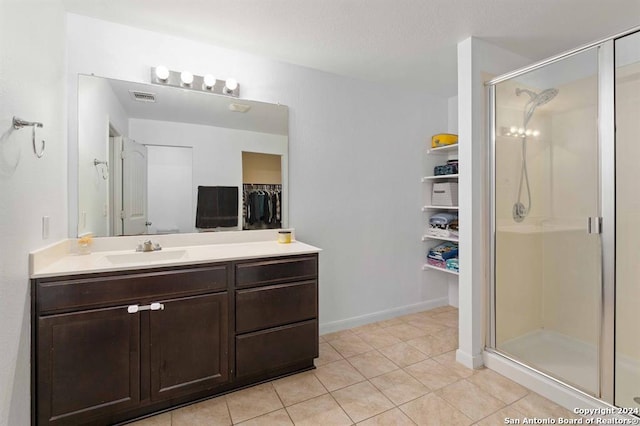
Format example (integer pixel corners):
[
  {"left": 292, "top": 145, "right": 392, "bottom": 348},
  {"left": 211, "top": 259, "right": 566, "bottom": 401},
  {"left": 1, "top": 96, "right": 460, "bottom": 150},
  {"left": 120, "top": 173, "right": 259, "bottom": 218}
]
[
  {"left": 224, "top": 78, "right": 238, "bottom": 95},
  {"left": 180, "top": 71, "right": 194, "bottom": 87},
  {"left": 501, "top": 126, "right": 541, "bottom": 138},
  {"left": 150, "top": 67, "right": 240, "bottom": 97},
  {"left": 155, "top": 65, "right": 170, "bottom": 82},
  {"left": 203, "top": 74, "right": 216, "bottom": 90}
]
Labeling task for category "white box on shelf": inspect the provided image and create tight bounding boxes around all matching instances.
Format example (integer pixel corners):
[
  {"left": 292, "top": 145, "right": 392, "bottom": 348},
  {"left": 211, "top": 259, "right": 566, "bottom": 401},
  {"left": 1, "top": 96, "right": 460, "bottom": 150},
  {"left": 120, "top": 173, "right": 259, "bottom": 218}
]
[{"left": 431, "top": 182, "right": 458, "bottom": 206}]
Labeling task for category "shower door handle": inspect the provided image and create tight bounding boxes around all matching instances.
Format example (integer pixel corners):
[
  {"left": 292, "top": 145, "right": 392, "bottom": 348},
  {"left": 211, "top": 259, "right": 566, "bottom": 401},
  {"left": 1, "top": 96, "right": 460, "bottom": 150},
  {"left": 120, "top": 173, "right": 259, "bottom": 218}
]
[{"left": 587, "top": 217, "right": 602, "bottom": 234}]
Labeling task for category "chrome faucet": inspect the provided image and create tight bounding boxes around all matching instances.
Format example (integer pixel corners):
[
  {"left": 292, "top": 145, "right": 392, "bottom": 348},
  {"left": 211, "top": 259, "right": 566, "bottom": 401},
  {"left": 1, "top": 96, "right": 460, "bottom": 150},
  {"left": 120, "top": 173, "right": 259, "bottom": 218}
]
[{"left": 136, "top": 240, "right": 162, "bottom": 252}]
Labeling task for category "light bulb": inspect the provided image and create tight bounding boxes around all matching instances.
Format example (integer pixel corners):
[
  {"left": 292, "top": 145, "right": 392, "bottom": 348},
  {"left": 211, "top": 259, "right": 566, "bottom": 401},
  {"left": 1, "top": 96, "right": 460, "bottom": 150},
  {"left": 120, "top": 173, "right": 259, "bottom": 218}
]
[
  {"left": 518, "top": 127, "right": 525, "bottom": 135},
  {"left": 525, "top": 129, "right": 532, "bottom": 136},
  {"left": 510, "top": 126, "right": 517, "bottom": 133},
  {"left": 533, "top": 130, "right": 540, "bottom": 137},
  {"left": 180, "top": 71, "right": 194, "bottom": 86},
  {"left": 155, "top": 65, "right": 170, "bottom": 81},
  {"left": 203, "top": 74, "right": 216, "bottom": 89},
  {"left": 225, "top": 78, "right": 238, "bottom": 91}
]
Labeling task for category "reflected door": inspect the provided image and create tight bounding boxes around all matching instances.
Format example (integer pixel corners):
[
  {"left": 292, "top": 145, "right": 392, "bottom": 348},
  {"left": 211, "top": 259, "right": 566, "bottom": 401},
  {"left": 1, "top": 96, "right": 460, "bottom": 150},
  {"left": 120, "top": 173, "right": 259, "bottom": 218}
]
[
  {"left": 122, "top": 137, "right": 148, "bottom": 235},
  {"left": 492, "top": 47, "right": 602, "bottom": 396}
]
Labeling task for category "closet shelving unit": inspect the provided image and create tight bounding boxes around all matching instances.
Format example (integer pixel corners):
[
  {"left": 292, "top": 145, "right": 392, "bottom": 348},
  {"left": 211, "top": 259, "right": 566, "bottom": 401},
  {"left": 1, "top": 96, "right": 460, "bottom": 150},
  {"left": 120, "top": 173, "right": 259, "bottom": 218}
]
[
  {"left": 422, "top": 263, "right": 459, "bottom": 275},
  {"left": 422, "top": 142, "right": 459, "bottom": 274}
]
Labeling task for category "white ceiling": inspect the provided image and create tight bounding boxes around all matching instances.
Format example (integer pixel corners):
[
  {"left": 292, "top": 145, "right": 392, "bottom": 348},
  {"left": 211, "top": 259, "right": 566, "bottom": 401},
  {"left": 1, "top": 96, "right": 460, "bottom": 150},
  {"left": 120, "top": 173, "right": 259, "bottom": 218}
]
[
  {"left": 63, "top": 0, "right": 640, "bottom": 97},
  {"left": 98, "top": 76, "right": 289, "bottom": 135}
]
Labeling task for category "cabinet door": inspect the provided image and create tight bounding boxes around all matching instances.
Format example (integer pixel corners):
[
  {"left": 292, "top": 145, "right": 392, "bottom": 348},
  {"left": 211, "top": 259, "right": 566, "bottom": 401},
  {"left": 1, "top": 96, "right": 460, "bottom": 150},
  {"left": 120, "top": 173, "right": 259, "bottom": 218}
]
[
  {"left": 149, "top": 292, "right": 229, "bottom": 401},
  {"left": 37, "top": 306, "right": 140, "bottom": 426}
]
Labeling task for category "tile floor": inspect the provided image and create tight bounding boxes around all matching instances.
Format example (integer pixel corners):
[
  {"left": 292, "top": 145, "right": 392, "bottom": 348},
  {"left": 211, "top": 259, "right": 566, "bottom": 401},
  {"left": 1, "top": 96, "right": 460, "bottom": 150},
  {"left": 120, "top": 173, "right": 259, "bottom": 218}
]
[{"left": 131, "top": 306, "right": 583, "bottom": 425}]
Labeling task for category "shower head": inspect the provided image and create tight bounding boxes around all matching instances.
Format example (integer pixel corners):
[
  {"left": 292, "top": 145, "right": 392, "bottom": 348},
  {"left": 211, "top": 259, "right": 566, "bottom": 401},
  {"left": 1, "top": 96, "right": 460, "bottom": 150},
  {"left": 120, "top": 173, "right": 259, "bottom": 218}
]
[
  {"left": 533, "top": 88, "right": 559, "bottom": 106},
  {"left": 517, "top": 87, "right": 559, "bottom": 127},
  {"left": 515, "top": 88, "right": 537, "bottom": 100},
  {"left": 516, "top": 87, "right": 559, "bottom": 107}
]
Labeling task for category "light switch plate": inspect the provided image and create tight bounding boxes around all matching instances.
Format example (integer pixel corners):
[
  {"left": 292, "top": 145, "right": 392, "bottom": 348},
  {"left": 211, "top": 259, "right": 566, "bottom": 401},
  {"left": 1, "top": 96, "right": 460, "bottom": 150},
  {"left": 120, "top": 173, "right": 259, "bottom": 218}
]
[{"left": 42, "top": 216, "right": 50, "bottom": 239}]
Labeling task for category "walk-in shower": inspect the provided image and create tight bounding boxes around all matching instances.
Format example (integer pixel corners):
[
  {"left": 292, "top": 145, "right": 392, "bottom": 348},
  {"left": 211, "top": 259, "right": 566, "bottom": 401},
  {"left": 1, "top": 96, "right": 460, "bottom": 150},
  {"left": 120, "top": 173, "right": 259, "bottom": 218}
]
[
  {"left": 512, "top": 87, "right": 558, "bottom": 222},
  {"left": 488, "top": 28, "right": 640, "bottom": 409}
]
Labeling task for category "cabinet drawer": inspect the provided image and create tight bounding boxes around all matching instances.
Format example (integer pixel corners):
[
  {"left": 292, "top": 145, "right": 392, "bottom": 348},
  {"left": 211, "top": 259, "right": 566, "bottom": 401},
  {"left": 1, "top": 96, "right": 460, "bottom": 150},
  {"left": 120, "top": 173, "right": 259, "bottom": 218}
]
[
  {"left": 37, "top": 265, "right": 229, "bottom": 314},
  {"left": 236, "top": 280, "right": 317, "bottom": 333},
  {"left": 236, "top": 320, "right": 318, "bottom": 378},
  {"left": 235, "top": 255, "right": 317, "bottom": 288}
]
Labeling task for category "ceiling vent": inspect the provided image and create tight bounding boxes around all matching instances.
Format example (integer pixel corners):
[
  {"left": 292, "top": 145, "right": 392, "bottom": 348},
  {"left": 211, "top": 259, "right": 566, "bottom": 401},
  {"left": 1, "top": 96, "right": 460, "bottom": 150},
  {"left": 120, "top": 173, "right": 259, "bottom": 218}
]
[
  {"left": 229, "top": 103, "right": 251, "bottom": 113},
  {"left": 129, "top": 90, "right": 156, "bottom": 103}
]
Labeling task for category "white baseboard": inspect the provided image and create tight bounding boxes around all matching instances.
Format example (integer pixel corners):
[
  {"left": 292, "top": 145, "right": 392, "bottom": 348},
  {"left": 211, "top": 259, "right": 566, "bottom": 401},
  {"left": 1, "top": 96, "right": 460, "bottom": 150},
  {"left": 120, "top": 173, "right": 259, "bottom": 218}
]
[
  {"left": 319, "top": 297, "right": 449, "bottom": 335},
  {"left": 484, "top": 350, "right": 613, "bottom": 412},
  {"left": 456, "top": 349, "right": 484, "bottom": 369}
]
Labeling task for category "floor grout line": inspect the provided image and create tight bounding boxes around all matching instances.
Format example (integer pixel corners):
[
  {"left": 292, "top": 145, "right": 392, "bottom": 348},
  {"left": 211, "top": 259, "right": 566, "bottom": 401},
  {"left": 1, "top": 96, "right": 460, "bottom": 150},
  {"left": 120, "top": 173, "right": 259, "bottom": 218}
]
[{"left": 135, "top": 307, "right": 533, "bottom": 426}]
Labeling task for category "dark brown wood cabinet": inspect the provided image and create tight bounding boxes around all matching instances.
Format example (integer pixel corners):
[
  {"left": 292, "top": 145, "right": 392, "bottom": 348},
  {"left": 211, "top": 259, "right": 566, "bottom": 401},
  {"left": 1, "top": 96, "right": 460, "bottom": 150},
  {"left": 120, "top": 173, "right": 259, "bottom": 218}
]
[
  {"left": 32, "top": 253, "right": 318, "bottom": 425},
  {"left": 37, "top": 306, "right": 140, "bottom": 425},
  {"left": 234, "top": 255, "right": 319, "bottom": 379},
  {"left": 236, "top": 320, "right": 318, "bottom": 378},
  {"left": 149, "top": 292, "right": 229, "bottom": 401}
]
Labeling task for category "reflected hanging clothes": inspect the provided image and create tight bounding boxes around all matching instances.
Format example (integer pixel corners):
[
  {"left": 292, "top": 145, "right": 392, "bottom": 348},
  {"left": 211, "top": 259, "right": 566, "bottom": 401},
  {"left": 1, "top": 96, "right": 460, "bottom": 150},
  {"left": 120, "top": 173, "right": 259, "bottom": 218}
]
[{"left": 243, "top": 184, "right": 282, "bottom": 230}]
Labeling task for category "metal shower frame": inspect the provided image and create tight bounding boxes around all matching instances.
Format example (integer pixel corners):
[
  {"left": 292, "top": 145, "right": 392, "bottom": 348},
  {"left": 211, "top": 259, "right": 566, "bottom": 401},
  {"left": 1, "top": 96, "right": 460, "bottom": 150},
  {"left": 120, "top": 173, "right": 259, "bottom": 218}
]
[{"left": 484, "top": 25, "right": 640, "bottom": 406}]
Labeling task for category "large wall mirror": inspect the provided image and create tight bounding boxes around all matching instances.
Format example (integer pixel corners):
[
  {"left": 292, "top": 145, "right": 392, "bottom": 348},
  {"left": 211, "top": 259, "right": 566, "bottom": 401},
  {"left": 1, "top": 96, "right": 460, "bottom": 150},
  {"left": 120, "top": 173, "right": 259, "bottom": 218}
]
[{"left": 77, "top": 75, "right": 288, "bottom": 237}]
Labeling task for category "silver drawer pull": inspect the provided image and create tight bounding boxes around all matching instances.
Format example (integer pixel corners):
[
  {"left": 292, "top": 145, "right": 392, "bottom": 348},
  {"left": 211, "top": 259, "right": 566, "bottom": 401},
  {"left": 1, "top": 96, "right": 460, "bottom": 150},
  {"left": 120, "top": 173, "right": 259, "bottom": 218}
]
[{"left": 126, "top": 303, "right": 165, "bottom": 314}]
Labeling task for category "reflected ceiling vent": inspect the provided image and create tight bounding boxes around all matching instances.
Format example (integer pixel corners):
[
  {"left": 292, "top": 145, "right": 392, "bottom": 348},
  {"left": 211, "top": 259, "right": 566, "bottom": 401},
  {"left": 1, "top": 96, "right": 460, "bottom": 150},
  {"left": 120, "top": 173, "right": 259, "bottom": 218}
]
[
  {"left": 229, "top": 103, "right": 251, "bottom": 113},
  {"left": 129, "top": 90, "right": 157, "bottom": 103}
]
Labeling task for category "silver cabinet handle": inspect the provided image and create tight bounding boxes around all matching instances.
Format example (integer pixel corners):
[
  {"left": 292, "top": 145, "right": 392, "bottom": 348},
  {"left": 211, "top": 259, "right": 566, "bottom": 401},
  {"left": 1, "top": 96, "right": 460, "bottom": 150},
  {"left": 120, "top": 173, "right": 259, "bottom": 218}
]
[{"left": 127, "top": 303, "right": 165, "bottom": 314}]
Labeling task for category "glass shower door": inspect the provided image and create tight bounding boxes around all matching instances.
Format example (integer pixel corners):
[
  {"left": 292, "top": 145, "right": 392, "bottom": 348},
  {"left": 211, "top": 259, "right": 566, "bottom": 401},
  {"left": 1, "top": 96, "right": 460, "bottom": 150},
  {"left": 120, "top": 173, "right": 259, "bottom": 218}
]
[
  {"left": 615, "top": 30, "right": 640, "bottom": 410},
  {"left": 492, "top": 47, "right": 602, "bottom": 396}
]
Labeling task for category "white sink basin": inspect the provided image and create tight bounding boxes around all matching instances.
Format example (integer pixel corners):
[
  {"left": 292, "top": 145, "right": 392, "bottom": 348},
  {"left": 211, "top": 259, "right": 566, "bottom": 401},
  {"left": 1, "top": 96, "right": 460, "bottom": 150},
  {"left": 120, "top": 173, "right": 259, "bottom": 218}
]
[{"left": 105, "top": 250, "right": 187, "bottom": 265}]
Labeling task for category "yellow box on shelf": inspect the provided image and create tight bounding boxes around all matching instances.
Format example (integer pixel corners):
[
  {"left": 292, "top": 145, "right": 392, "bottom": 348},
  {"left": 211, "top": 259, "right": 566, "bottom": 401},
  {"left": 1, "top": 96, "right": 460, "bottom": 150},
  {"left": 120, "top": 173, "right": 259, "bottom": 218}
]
[{"left": 431, "top": 133, "right": 458, "bottom": 148}]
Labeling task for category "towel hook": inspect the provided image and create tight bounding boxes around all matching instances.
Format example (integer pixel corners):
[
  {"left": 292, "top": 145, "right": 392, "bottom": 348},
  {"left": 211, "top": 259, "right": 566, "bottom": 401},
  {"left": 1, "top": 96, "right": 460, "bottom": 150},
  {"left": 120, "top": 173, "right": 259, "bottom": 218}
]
[
  {"left": 13, "top": 116, "right": 45, "bottom": 158},
  {"left": 93, "top": 158, "right": 109, "bottom": 180}
]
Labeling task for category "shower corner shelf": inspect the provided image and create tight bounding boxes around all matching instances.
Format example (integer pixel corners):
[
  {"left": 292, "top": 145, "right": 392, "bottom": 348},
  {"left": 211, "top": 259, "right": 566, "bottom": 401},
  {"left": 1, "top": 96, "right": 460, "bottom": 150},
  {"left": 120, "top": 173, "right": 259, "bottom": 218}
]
[{"left": 422, "top": 263, "right": 459, "bottom": 275}]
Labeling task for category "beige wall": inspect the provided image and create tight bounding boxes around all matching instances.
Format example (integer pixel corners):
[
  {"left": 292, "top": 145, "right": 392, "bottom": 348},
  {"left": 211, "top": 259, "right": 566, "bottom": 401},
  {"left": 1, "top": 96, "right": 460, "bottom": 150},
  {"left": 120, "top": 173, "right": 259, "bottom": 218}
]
[
  {"left": 541, "top": 230, "right": 600, "bottom": 344},
  {"left": 242, "top": 152, "right": 282, "bottom": 185},
  {"left": 496, "top": 231, "right": 543, "bottom": 345},
  {"left": 540, "top": 94, "right": 599, "bottom": 345}
]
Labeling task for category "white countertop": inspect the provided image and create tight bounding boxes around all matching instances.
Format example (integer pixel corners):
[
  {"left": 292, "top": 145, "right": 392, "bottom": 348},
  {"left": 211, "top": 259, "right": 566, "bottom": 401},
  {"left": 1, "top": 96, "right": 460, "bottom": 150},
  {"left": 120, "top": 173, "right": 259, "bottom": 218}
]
[{"left": 30, "top": 232, "right": 321, "bottom": 279}]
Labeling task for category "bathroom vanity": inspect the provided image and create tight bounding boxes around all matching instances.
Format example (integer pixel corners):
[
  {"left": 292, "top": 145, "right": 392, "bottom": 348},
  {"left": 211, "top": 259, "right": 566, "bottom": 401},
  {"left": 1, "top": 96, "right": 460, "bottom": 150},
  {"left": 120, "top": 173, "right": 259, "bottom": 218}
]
[{"left": 30, "top": 234, "right": 320, "bottom": 425}]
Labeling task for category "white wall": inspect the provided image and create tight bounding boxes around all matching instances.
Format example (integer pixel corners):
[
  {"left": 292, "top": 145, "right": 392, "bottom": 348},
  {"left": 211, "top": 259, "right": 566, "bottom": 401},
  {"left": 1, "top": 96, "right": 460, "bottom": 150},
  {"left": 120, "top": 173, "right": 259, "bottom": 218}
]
[
  {"left": 129, "top": 119, "right": 288, "bottom": 232},
  {"left": 0, "top": 1, "right": 67, "bottom": 425},
  {"left": 457, "top": 37, "right": 531, "bottom": 368},
  {"left": 66, "top": 14, "right": 450, "bottom": 332},
  {"left": 77, "top": 75, "right": 128, "bottom": 236}
]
